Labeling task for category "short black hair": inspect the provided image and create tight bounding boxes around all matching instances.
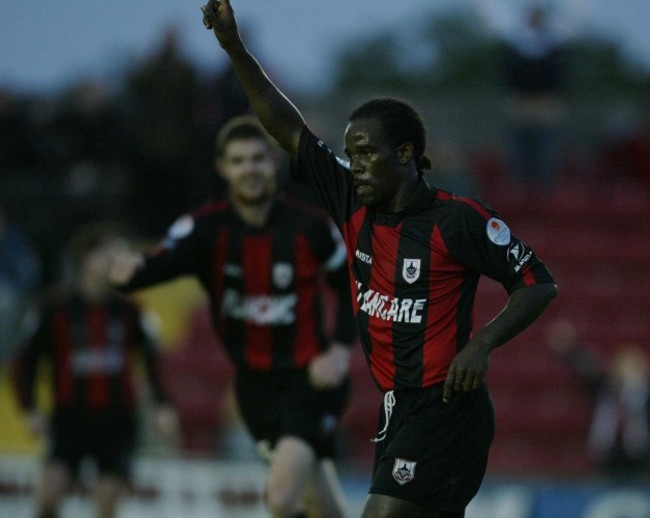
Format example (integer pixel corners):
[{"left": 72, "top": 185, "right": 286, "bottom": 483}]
[
  {"left": 349, "top": 98, "right": 432, "bottom": 171},
  {"left": 215, "top": 115, "right": 274, "bottom": 157}
]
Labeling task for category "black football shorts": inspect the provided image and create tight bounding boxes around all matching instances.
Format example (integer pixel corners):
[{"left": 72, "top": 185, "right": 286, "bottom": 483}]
[
  {"left": 48, "top": 408, "right": 137, "bottom": 481},
  {"left": 369, "top": 383, "right": 495, "bottom": 512},
  {"left": 235, "top": 368, "right": 349, "bottom": 460}
]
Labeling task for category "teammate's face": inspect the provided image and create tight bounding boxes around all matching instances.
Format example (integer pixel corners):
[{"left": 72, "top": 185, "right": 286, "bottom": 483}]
[
  {"left": 344, "top": 118, "right": 404, "bottom": 211},
  {"left": 219, "top": 138, "right": 277, "bottom": 205},
  {"left": 80, "top": 238, "right": 128, "bottom": 292}
]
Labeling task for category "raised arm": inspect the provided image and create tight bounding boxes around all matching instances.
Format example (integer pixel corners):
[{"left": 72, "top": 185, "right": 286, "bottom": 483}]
[{"left": 201, "top": 0, "right": 305, "bottom": 157}]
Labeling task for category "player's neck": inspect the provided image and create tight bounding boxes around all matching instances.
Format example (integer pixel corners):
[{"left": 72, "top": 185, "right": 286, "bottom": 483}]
[
  {"left": 78, "top": 278, "right": 109, "bottom": 303},
  {"left": 233, "top": 198, "right": 273, "bottom": 228}
]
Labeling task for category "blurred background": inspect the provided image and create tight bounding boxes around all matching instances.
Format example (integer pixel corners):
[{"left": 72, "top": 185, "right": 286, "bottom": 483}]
[{"left": 1, "top": 0, "right": 650, "bottom": 516}]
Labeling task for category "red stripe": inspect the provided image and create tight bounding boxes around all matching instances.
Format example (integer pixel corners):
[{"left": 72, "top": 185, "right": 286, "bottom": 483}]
[
  {"left": 87, "top": 306, "right": 109, "bottom": 409},
  {"left": 521, "top": 263, "right": 536, "bottom": 285},
  {"left": 192, "top": 200, "right": 229, "bottom": 218},
  {"left": 53, "top": 308, "right": 74, "bottom": 406},
  {"left": 292, "top": 234, "right": 320, "bottom": 367},
  {"left": 243, "top": 234, "right": 273, "bottom": 370},
  {"left": 436, "top": 190, "right": 492, "bottom": 220},
  {"left": 423, "top": 225, "right": 464, "bottom": 385},
  {"left": 366, "top": 223, "right": 402, "bottom": 390}
]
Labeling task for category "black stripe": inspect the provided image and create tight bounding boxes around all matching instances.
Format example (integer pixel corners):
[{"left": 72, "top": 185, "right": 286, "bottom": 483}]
[
  {"left": 223, "top": 218, "right": 246, "bottom": 366},
  {"left": 271, "top": 212, "right": 296, "bottom": 369},
  {"left": 106, "top": 299, "right": 129, "bottom": 408},
  {"left": 352, "top": 211, "right": 374, "bottom": 360},
  {"left": 391, "top": 212, "right": 436, "bottom": 388},
  {"left": 68, "top": 297, "right": 87, "bottom": 408}
]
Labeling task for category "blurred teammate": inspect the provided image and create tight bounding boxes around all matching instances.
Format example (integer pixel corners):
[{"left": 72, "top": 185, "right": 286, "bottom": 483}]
[
  {"left": 200, "top": 2, "right": 558, "bottom": 516},
  {"left": 12, "top": 223, "right": 177, "bottom": 518},
  {"left": 110, "top": 116, "right": 356, "bottom": 518}
]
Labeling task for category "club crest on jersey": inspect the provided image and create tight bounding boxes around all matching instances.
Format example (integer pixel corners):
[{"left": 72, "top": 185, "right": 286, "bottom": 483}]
[
  {"left": 402, "top": 259, "right": 421, "bottom": 284},
  {"left": 392, "top": 458, "right": 417, "bottom": 485},
  {"left": 272, "top": 263, "right": 293, "bottom": 289}
]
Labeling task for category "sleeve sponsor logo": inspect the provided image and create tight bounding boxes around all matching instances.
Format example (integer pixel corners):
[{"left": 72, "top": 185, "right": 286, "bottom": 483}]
[
  {"left": 168, "top": 215, "right": 194, "bottom": 240},
  {"left": 161, "top": 214, "right": 195, "bottom": 249},
  {"left": 486, "top": 217, "right": 511, "bottom": 246},
  {"left": 507, "top": 241, "right": 533, "bottom": 272}
]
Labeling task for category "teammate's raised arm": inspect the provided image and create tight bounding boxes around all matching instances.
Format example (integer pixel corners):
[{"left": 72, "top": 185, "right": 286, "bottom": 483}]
[{"left": 201, "top": 0, "right": 305, "bottom": 157}]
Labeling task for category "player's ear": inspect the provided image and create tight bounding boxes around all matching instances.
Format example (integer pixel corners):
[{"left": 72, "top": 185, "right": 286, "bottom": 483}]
[{"left": 396, "top": 142, "right": 414, "bottom": 165}]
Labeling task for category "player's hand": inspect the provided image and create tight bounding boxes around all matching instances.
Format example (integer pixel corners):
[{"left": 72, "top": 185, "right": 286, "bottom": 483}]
[
  {"left": 201, "top": 0, "right": 240, "bottom": 49},
  {"left": 108, "top": 251, "right": 143, "bottom": 286},
  {"left": 442, "top": 342, "right": 490, "bottom": 403},
  {"left": 26, "top": 410, "right": 48, "bottom": 438},
  {"left": 309, "top": 342, "right": 350, "bottom": 389}
]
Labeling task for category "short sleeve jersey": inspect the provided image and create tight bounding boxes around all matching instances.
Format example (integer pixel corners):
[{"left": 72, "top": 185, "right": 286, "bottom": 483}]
[
  {"left": 124, "top": 197, "right": 348, "bottom": 372},
  {"left": 293, "top": 127, "right": 556, "bottom": 392}
]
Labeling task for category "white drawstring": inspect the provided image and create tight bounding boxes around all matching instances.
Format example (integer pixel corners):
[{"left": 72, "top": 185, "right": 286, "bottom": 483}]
[{"left": 371, "top": 390, "right": 395, "bottom": 443}]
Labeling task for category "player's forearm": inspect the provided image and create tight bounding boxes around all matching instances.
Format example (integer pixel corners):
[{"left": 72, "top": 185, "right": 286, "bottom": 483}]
[
  {"left": 472, "top": 283, "right": 558, "bottom": 352},
  {"left": 223, "top": 43, "right": 305, "bottom": 156},
  {"left": 113, "top": 255, "right": 179, "bottom": 293}
]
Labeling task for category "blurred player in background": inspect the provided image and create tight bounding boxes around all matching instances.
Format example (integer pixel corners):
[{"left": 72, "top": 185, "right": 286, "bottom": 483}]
[
  {"left": 200, "top": 2, "right": 558, "bottom": 516},
  {"left": 110, "top": 116, "right": 357, "bottom": 518},
  {"left": 545, "top": 318, "right": 650, "bottom": 478},
  {"left": 12, "top": 223, "right": 178, "bottom": 518}
]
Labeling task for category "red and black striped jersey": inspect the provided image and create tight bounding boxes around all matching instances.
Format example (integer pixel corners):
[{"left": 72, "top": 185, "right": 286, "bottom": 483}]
[
  {"left": 293, "top": 127, "right": 556, "bottom": 392},
  {"left": 121, "top": 196, "right": 354, "bottom": 372},
  {"left": 13, "top": 290, "right": 166, "bottom": 413}
]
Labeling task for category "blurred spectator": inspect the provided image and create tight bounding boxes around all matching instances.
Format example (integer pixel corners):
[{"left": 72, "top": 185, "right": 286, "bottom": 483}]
[
  {"left": 545, "top": 318, "right": 650, "bottom": 478},
  {"left": 479, "top": 2, "right": 577, "bottom": 187},
  {"left": 0, "top": 88, "right": 37, "bottom": 169},
  {"left": 0, "top": 205, "right": 41, "bottom": 361},
  {"left": 12, "top": 223, "right": 178, "bottom": 518},
  {"left": 424, "top": 142, "right": 481, "bottom": 198},
  {"left": 193, "top": 62, "right": 252, "bottom": 199},
  {"left": 124, "top": 25, "right": 202, "bottom": 235},
  {"left": 41, "top": 81, "right": 125, "bottom": 167}
]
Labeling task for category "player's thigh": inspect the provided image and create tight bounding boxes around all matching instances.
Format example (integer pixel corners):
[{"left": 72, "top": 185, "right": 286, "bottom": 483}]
[
  {"left": 38, "top": 460, "right": 72, "bottom": 503},
  {"left": 303, "top": 458, "right": 346, "bottom": 518},
  {"left": 93, "top": 415, "right": 136, "bottom": 482},
  {"left": 267, "top": 436, "right": 316, "bottom": 500},
  {"left": 95, "top": 473, "right": 129, "bottom": 511}
]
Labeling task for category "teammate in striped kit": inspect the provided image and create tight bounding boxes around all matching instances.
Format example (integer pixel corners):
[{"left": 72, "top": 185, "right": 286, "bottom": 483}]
[
  {"left": 110, "top": 116, "right": 356, "bottom": 518},
  {"left": 201, "top": 2, "right": 558, "bottom": 516},
  {"left": 12, "top": 224, "right": 177, "bottom": 518}
]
